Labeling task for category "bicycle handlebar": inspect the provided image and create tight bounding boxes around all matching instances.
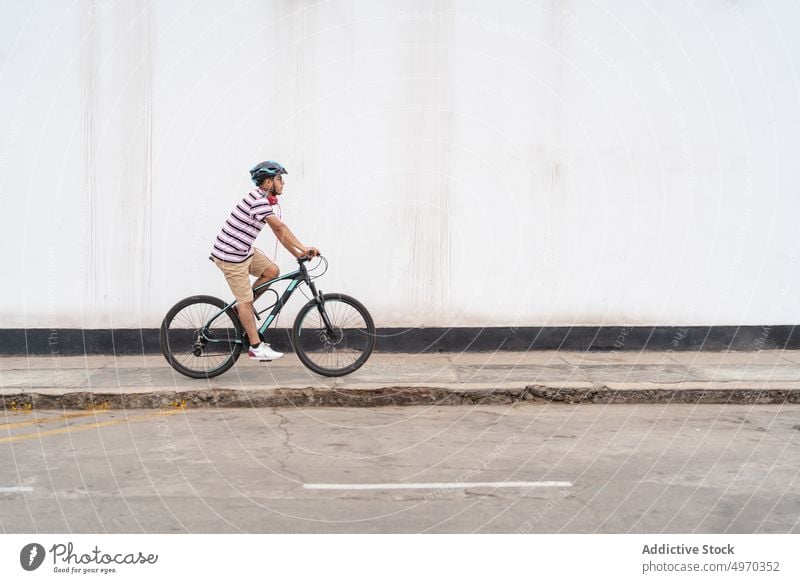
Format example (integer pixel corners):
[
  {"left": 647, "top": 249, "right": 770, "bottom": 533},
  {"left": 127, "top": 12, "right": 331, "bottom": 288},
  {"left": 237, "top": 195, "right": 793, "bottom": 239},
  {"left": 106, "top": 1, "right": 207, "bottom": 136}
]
[{"left": 297, "top": 253, "right": 320, "bottom": 264}]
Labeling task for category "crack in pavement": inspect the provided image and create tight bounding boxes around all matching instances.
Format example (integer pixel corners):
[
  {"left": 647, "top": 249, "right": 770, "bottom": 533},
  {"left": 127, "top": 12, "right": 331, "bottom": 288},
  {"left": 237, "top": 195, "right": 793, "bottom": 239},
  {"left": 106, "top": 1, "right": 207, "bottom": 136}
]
[{"left": 269, "top": 409, "right": 305, "bottom": 490}]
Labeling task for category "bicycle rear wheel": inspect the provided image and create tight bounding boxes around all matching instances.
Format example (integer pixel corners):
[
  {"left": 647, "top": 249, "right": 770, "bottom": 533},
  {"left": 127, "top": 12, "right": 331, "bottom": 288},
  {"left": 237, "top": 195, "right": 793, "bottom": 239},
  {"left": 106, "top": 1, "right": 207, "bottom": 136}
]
[
  {"left": 160, "top": 295, "right": 243, "bottom": 379},
  {"left": 292, "top": 293, "right": 375, "bottom": 377}
]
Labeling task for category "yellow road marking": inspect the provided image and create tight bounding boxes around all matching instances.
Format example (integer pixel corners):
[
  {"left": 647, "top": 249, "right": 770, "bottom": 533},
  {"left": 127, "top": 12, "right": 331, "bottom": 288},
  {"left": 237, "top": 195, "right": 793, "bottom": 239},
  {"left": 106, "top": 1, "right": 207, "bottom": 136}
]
[
  {"left": 0, "top": 410, "right": 111, "bottom": 430},
  {"left": 0, "top": 410, "right": 184, "bottom": 444}
]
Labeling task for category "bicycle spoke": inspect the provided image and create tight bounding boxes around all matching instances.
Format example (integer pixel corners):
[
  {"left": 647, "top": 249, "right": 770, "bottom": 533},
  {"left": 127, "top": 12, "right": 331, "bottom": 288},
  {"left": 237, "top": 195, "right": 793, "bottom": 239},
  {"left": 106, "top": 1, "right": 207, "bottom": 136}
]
[
  {"left": 295, "top": 297, "right": 373, "bottom": 374},
  {"left": 163, "top": 298, "right": 242, "bottom": 377},
  {"left": 339, "top": 311, "right": 363, "bottom": 330}
]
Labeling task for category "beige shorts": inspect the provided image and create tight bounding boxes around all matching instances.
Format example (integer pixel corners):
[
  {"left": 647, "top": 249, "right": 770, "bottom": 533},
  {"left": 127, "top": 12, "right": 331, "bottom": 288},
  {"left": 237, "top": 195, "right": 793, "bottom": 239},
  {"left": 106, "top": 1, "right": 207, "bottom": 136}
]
[{"left": 212, "top": 250, "right": 275, "bottom": 303}]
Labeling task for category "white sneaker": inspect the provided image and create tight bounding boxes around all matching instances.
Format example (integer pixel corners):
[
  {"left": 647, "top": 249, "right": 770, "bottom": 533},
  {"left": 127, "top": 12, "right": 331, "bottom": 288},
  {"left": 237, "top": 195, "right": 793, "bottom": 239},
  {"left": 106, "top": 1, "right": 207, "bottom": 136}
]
[{"left": 248, "top": 342, "right": 283, "bottom": 361}]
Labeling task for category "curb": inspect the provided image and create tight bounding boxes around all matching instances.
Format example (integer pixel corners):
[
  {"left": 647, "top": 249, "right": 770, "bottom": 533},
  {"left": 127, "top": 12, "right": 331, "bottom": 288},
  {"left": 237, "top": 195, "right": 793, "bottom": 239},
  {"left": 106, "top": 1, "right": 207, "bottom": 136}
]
[{"left": 3, "top": 385, "right": 800, "bottom": 410}]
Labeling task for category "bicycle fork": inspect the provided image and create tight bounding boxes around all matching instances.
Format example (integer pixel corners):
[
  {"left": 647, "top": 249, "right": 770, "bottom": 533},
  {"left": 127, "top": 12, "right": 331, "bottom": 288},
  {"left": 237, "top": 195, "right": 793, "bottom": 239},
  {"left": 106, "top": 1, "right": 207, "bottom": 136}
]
[{"left": 308, "top": 281, "right": 335, "bottom": 334}]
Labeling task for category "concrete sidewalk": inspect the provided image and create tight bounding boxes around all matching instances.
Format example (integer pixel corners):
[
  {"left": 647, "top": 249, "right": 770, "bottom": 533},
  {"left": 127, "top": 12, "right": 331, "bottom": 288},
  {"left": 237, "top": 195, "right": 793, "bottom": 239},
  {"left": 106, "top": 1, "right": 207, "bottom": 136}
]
[{"left": 2, "top": 350, "right": 800, "bottom": 409}]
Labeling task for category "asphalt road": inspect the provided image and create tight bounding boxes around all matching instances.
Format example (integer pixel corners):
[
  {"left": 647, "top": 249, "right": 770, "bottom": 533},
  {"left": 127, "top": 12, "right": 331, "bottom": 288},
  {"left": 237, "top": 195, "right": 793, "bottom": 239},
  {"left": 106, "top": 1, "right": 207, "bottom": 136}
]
[{"left": 1, "top": 404, "right": 798, "bottom": 533}]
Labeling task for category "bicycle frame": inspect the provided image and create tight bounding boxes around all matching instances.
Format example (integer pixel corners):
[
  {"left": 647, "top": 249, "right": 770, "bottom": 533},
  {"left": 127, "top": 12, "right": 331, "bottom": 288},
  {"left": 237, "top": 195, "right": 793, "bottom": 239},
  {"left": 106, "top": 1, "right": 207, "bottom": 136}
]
[{"left": 202, "top": 259, "right": 325, "bottom": 345}]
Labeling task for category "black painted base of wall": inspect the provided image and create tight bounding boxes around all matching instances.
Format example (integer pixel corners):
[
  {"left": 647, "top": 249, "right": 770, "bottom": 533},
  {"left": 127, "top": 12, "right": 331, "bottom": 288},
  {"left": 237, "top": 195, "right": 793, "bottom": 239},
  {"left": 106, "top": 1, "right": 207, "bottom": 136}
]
[{"left": 0, "top": 326, "right": 797, "bottom": 356}]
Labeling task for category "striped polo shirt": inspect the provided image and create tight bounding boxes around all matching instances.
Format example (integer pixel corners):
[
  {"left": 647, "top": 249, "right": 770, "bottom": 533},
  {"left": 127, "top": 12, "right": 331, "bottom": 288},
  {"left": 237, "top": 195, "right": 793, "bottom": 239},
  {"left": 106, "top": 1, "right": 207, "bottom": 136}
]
[{"left": 210, "top": 187, "right": 275, "bottom": 263}]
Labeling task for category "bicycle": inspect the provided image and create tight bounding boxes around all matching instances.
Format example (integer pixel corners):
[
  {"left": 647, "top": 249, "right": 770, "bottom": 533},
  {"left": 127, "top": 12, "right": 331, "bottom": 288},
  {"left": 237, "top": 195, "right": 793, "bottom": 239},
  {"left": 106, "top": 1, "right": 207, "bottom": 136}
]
[{"left": 159, "top": 255, "right": 375, "bottom": 378}]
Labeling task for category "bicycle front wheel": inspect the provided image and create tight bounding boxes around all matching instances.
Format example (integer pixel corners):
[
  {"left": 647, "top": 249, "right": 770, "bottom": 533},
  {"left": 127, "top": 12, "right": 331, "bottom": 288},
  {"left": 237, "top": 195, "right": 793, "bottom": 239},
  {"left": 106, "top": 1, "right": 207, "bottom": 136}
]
[
  {"left": 292, "top": 293, "right": 375, "bottom": 377},
  {"left": 160, "top": 295, "right": 243, "bottom": 379}
]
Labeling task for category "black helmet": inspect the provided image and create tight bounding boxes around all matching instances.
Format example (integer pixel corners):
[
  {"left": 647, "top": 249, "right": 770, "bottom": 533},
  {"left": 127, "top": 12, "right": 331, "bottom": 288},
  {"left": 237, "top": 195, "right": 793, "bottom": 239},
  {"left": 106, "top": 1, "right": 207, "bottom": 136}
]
[{"left": 249, "top": 160, "right": 288, "bottom": 185}]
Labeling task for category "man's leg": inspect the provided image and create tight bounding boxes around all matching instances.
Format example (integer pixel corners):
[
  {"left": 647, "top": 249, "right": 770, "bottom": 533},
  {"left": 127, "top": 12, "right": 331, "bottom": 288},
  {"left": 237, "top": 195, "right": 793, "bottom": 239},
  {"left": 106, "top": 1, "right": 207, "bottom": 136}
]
[
  {"left": 250, "top": 250, "right": 280, "bottom": 302},
  {"left": 237, "top": 300, "right": 260, "bottom": 346},
  {"left": 244, "top": 251, "right": 283, "bottom": 358},
  {"left": 213, "top": 257, "right": 261, "bottom": 346}
]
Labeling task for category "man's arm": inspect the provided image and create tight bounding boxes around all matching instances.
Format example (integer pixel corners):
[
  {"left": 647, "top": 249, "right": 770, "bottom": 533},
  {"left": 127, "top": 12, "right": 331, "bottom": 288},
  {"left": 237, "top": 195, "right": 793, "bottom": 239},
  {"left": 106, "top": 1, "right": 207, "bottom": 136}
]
[{"left": 265, "top": 215, "right": 317, "bottom": 258}]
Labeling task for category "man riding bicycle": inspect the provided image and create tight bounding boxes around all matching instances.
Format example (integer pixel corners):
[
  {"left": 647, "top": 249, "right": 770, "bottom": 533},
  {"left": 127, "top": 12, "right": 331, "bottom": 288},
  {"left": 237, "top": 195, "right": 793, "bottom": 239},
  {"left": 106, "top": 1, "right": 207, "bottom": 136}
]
[{"left": 209, "top": 160, "right": 320, "bottom": 362}]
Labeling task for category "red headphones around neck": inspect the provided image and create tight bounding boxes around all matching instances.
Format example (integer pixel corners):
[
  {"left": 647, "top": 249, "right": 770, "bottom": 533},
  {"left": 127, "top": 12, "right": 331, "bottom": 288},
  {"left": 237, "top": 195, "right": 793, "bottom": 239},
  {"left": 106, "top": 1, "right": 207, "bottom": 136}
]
[{"left": 259, "top": 186, "right": 278, "bottom": 206}]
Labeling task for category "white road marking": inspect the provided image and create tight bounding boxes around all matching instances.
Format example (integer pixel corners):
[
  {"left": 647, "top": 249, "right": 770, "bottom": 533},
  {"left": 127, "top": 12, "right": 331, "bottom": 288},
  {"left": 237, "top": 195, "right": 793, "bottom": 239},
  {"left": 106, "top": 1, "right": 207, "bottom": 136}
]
[
  {"left": 303, "top": 481, "right": 572, "bottom": 490},
  {"left": 0, "top": 487, "right": 33, "bottom": 493}
]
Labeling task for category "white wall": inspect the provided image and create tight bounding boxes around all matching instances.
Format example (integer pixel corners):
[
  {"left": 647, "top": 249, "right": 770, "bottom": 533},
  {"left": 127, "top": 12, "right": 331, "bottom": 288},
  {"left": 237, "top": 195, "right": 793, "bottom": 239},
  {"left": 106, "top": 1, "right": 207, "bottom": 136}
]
[{"left": 2, "top": 0, "right": 800, "bottom": 329}]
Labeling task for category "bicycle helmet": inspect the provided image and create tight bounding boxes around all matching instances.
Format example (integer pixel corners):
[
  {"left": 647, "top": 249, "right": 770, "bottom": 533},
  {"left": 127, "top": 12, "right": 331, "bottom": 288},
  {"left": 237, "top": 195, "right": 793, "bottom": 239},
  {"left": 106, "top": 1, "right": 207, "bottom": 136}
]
[{"left": 249, "top": 160, "right": 288, "bottom": 185}]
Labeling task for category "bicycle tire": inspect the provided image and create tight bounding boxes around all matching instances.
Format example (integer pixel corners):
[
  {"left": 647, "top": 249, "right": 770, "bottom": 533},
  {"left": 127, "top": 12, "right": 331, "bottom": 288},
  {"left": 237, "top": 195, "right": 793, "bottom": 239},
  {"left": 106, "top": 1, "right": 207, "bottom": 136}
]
[
  {"left": 160, "top": 295, "right": 243, "bottom": 379},
  {"left": 292, "top": 293, "right": 375, "bottom": 377}
]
